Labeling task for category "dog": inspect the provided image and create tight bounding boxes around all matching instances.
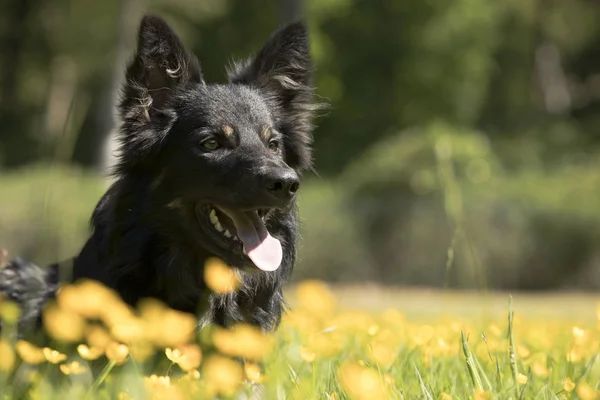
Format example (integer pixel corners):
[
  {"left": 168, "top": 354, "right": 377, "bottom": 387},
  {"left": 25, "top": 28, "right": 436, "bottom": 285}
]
[{"left": 0, "top": 13, "right": 322, "bottom": 337}]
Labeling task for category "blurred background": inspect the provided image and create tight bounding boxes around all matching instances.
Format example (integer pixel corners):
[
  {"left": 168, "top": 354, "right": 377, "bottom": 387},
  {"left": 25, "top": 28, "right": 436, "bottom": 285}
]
[{"left": 2, "top": 0, "right": 600, "bottom": 292}]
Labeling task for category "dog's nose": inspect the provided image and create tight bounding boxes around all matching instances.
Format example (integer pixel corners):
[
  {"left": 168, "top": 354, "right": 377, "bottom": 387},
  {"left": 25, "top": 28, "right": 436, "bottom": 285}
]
[{"left": 266, "top": 170, "right": 300, "bottom": 200}]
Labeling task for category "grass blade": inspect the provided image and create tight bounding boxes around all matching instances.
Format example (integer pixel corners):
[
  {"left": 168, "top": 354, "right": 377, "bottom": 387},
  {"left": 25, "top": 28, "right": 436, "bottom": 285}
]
[{"left": 461, "top": 331, "right": 483, "bottom": 391}]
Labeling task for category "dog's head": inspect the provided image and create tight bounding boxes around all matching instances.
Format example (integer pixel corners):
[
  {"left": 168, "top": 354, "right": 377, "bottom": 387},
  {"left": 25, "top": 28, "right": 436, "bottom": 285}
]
[{"left": 115, "top": 15, "right": 320, "bottom": 273}]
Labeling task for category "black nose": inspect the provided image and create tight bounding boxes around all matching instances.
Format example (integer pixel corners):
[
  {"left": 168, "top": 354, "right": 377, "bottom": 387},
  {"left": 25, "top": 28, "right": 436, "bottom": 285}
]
[{"left": 266, "top": 170, "right": 300, "bottom": 200}]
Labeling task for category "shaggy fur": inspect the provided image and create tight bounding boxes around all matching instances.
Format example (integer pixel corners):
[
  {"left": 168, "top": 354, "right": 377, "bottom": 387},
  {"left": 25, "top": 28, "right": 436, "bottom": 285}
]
[{"left": 0, "top": 14, "right": 322, "bottom": 336}]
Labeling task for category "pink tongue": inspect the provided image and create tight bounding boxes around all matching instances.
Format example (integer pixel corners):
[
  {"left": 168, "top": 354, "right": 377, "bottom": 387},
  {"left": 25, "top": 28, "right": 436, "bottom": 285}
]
[{"left": 220, "top": 209, "right": 282, "bottom": 272}]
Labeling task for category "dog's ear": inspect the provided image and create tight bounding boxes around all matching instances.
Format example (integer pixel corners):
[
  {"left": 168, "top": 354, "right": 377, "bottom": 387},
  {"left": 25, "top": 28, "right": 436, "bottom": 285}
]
[
  {"left": 116, "top": 14, "right": 202, "bottom": 172},
  {"left": 121, "top": 14, "right": 202, "bottom": 118},
  {"left": 229, "top": 22, "right": 321, "bottom": 172}
]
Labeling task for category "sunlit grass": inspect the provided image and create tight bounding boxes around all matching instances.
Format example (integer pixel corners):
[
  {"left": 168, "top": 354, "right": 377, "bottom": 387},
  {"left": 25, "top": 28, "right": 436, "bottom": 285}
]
[{"left": 0, "top": 258, "right": 599, "bottom": 399}]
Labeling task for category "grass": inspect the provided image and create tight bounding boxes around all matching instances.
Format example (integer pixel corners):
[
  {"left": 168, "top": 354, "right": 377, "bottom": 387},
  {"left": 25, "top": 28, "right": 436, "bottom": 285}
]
[{"left": 0, "top": 266, "right": 598, "bottom": 400}]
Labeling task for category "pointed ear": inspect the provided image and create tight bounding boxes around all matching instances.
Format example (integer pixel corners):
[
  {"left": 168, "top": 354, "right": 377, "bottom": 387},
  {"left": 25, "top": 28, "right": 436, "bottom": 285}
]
[
  {"left": 120, "top": 14, "right": 202, "bottom": 124},
  {"left": 116, "top": 14, "right": 202, "bottom": 173},
  {"left": 229, "top": 22, "right": 323, "bottom": 172},
  {"left": 229, "top": 21, "right": 311, "bottom": 94}
]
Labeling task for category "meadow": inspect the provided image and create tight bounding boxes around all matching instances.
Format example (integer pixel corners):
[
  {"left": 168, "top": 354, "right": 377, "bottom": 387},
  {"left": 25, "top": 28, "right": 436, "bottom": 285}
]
[{"left": 0, "top": 258, "right": 598, "bottom": 400}]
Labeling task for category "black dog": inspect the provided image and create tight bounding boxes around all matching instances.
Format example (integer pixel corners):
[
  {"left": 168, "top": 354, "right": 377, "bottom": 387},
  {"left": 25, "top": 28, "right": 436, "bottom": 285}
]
[{"left": 0, "top": 14, "right": 322, "bottom": 335}]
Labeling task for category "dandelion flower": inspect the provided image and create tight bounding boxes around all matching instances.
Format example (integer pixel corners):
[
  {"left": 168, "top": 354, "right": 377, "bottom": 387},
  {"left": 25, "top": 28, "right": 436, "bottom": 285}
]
[
  {"left": 16, "top": 341, "right": 46, "bottom": 364},
  {"left": 0, "top": 340, "right": 15, "bottom": 372},
  {"left": 440, "top": 393, "right": 452, "bottom": 400},
  {"left": 105, "top": 342, "right": 129, "bottom": 365},
  {"left": 204, "top": 258, "right": 240, "bottom": 294},
  {"left": 59, "top": 361, "right": 86, "bottom": 375}
]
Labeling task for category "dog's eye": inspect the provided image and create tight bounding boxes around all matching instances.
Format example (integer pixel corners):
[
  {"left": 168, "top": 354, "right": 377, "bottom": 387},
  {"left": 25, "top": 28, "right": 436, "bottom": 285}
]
[
  {"left": 201, "top": 138, "right": 220, "bottom": 151},
  {"left": 268, "top": 140, "right": 279, "bottom": 153}
]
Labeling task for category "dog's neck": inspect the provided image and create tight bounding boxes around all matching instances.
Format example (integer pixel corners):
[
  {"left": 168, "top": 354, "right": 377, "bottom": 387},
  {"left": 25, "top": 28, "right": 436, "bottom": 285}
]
[{"left": 73, "top": 174, "right": 290, "bottom": 330}]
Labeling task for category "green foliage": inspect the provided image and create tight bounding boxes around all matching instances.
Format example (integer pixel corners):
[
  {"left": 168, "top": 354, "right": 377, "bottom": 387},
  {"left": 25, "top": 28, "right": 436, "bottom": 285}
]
[{"left": 0, "top": 165, "right": 104, "bottom": 264}]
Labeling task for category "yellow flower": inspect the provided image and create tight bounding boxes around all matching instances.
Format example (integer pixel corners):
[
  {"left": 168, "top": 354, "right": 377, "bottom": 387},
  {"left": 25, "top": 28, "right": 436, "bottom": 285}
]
[
  {"left": 42, "top": 303, "right": 86, "bottom": 343},
  {"left": 202, "top": 355, "right": 244, "bottom": 397},
  {"left": 473, "top": 390, "right": 491, "bottom": 400},
  {"left": 212, "top": 324, "right": 274, "bottom": 361},
  {"left": 440, "top": 393, "right": 452, "bottom": 400},
  {"left": 118, "top": 392, "right": 132, "bottom": 400},
  {"left": 42, "top": 347, "right": 67, "bottom": 364},
  {"left": 187, "top": 369, "right": 200, "bottom": 380},
  {"left": 338, "top": 361, "right": 387, "bottom": 400},
  {"left": 77, "top": 344, "right": 104, "bottom": 361},
  {"left": 295, "top": 280, "right": 337, "bottom": 318},
  {"left": 85, "top": 325, "right": 112, "bottom": 350},
  {"left": 517, "top": 373, "right": 528, "bottom": 385},
  {"left": 299, "top": 346, "right": 317, "bottom": 362},
  {"left": 383, "top": 374, "right": 395, "bottom": 386},
  {"left": 516, "top": 344, "right": 530, "bottom": 359},
  {"left": 0, "top": 300, "right": 21, "bottom": 325},
  {"left": 57, "top": 280, "right": 122, "bottom": 319},
  {"left": 244, "top": 362, "right": 264, "bottom": 383},
  {"left": 59, "top": 361, "right": 86, "bottom": 375},
  {"left": 563, "top": 377, "right": 576, "bottom": 392},
  {"left": 16, "top": 341, "right": 46, "bottom": 364},
  {"left": 204, "top": 258, "right": 240, "bottom": 294},
  {"left": 532, "top": 360, "right": 549, "bottom": 377},
  {"left": 110, "top": 316, "right": 146, "bottom": 343},
  {"left": 0, "top": 339, "right": 15, "bottom": 372},
  {"left": 129, "top": 341, "right": 155, "bottom": 362},
  {"left": 105, "top": 342, "right": 129, "bottom": 365},
  {"left": 144, "top": 374, "right": 185, "bottom": 400},
  {"left": 144, "top": 374, "right": 171, "bottom": 389},
  {"left": 138, "top": 299, "right": 196, "bottom": 347},
  {"left": 165, "top": 344, "right": 202, "bottom": 371},
  {"left": 367, "top": 325, "right": 380, "bottom": 336},
  {"left": 576, "top": 381, "right": 599, "bottom": 400},
  {"left": 573, "top": 326, "right": 585, "bottom": 338}
]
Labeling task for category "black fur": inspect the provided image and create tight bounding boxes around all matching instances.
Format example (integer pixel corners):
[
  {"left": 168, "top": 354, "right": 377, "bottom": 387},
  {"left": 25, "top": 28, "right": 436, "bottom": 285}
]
[{"left": 0, "top": 14, "right": 323, "bottom": 335}]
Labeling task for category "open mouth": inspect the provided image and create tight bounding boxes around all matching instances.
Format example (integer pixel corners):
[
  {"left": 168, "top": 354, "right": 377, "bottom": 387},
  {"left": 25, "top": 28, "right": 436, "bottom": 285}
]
[{"left": 198, "top": 205, "right": 282, "bottom": 272}]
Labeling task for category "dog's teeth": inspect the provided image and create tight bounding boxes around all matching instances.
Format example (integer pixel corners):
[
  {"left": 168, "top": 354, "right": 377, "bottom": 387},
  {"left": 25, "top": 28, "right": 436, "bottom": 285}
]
[
  {"left": 223, "top": 229, "right": 232, "bottom": 238},
  {"left": 242, "top": 246, "right": 247, "bottom": 255},
  {"left": 209, "top": 211, "right": 218, "bottom": 225},
  {"left": 214, "top": 221, "right": 224, "bottom": 232}
]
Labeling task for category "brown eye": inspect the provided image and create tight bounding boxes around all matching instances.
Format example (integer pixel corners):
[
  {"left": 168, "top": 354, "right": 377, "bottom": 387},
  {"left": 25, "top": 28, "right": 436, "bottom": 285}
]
[
  {"left": 268, "top": 140, "right": 279, "bottom": 152},
  {"left": 201, "top": 138, "right": 220, "bottom": 151}
]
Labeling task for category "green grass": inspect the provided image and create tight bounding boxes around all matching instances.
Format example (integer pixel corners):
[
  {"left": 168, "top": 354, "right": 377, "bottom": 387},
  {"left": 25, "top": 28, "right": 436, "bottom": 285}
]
[{"left": 0, "top": 281, "right": 598, "bottom": 400}]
